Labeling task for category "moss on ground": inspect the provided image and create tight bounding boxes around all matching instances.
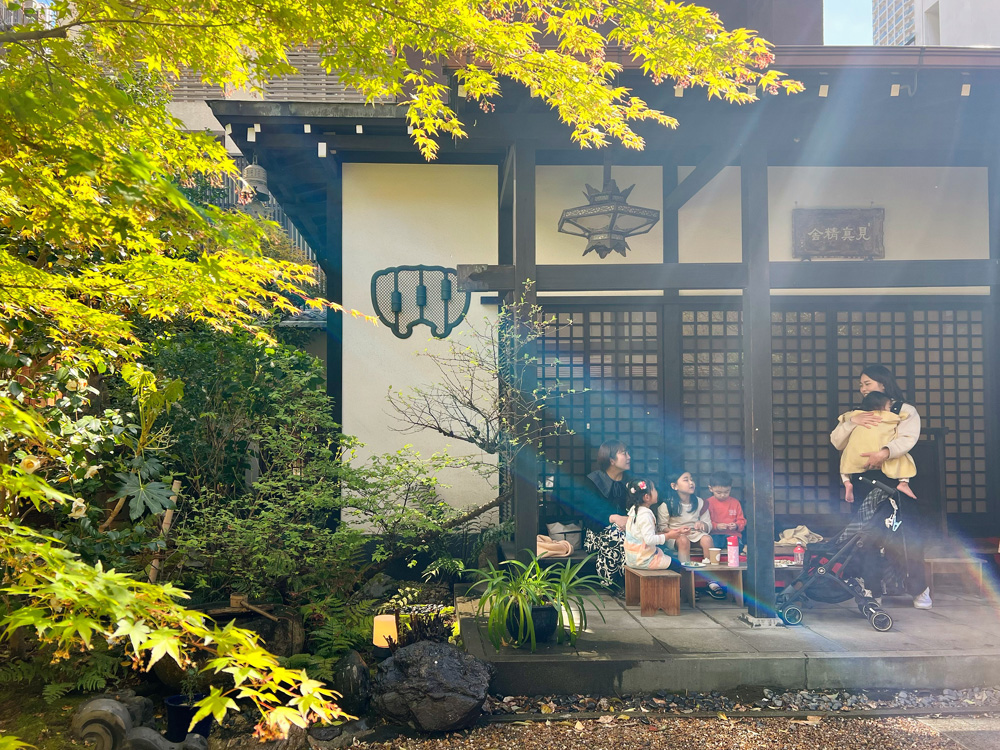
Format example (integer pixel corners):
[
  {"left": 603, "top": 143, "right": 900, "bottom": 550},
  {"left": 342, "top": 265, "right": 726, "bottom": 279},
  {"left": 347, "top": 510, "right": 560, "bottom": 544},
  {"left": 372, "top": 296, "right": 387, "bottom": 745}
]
[{"left": 0, "top": 687, "right": 87, "bottom": 749}]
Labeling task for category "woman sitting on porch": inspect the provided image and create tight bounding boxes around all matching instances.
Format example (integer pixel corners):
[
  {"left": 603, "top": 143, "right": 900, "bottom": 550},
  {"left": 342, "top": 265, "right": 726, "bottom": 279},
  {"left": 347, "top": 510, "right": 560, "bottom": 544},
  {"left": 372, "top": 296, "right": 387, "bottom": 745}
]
[{"left": 580, "top": 439, "right": 632, "bottom": 589}]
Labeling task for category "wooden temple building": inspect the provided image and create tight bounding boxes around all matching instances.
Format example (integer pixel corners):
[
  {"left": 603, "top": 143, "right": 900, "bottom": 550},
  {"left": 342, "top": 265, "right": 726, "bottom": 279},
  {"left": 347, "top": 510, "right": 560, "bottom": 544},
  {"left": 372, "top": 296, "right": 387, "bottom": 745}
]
[{"left": 208, "top": 0, "right": 1000, "bottom": 617}]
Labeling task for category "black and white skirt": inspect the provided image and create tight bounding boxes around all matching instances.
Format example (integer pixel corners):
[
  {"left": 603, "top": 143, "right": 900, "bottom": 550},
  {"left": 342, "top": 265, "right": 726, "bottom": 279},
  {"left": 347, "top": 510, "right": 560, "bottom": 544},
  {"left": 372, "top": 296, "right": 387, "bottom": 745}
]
[{"left": 584, "top": 524, "right": 625, "bottom": 589}]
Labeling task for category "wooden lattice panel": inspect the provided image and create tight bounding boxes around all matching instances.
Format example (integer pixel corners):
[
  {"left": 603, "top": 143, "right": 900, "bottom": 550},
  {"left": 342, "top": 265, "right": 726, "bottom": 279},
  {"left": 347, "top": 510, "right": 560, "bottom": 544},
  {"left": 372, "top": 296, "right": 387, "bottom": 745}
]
[
  {"left": 680, "top": 308, "right": 745, "bottom": 497},
  {"left": 911, "top": 309, "right": 987, "bottom": 515},
  {"left": 771, "top": 310, "right": 833, "bottom": 516},
  {"left": 536, "top": 311, "right": 588, "bottom": 524},
  {"left": 835, "top": 310, "right": 909, "bottom": 412},
  {"left": 585, "top": 310, "right": 664, "bottom": 482},
  {"left": 535, "top": 308, "right": 664, "bottom": 525},
  {"left": 531, "top": 299, "right": 990, "bottom": 532}
]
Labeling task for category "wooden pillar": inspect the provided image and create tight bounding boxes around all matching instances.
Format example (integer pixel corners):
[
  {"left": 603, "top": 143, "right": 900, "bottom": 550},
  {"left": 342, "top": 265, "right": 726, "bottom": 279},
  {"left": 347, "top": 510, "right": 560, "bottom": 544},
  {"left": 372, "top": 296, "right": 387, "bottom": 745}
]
[
  {"left": 740, "top": 146, "right": 776, "bottom": 619},
  {"left": 986, "top": 154, "right": 1000, "bottom": 536},
  {"left": 661, "top": 158, "right": 684, "bottom": 471},
  {"left": 512, "top": 141, "right": 539, "bottom": 561},
  {"left": 324, "top": 162, "right": 344, "bottom": 528},
  {"left": 325, "top": 161, "right": 343, "bottom": 430},
  {"left": 499, "top": 145, "right": 514, "bottom": 267}
]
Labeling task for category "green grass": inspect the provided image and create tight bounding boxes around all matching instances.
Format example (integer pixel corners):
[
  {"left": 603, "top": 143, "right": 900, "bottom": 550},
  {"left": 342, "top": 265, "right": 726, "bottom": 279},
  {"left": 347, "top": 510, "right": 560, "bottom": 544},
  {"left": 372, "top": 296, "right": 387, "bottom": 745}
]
[{"left": 0, "top": 687, "right": 88, "bottom": 749}]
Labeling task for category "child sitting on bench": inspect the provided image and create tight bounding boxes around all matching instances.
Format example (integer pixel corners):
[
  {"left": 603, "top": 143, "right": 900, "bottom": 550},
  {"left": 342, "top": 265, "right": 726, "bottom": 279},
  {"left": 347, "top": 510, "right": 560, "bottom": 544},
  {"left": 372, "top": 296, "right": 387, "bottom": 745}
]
[{"left": 624, "top": 479, "right": 687, "bottom": 570}]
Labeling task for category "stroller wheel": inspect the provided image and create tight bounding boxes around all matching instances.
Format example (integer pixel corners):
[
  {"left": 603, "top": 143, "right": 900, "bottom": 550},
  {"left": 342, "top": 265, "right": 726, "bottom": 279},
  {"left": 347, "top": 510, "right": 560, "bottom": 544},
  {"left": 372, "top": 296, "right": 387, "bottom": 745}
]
[
  {"left": 780, "top": 605, "right": 804, "bottom": 626},
  {"left": 870, "top": 611, "right": 893, "bottom": 632},
  {"left": 860, "top": 601, "right": 879, "bottom": 617}
]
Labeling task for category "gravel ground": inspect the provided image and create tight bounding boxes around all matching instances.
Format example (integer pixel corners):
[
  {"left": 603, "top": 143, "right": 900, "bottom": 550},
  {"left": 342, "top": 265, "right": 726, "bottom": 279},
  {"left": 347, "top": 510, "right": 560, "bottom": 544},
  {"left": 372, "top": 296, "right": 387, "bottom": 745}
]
[
  {"left": 482, "top": 686, "right": 1000, "bottom": 716},
  {"left": 356, "top": 716, "right": 963, "bottom": 750}
]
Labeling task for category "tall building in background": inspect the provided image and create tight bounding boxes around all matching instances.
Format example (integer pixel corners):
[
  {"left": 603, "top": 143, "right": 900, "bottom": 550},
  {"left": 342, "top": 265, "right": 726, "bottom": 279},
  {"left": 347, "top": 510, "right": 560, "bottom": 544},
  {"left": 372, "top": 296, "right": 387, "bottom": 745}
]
[
  {"left": 873, "top": 0, "right": 916, "bottom": 45},
  {"left": 912, "top": 0, "right": 1000, "bottom": 46},
  {"left": 874, "top": 1, "right": 1000, "bottom": 46}
]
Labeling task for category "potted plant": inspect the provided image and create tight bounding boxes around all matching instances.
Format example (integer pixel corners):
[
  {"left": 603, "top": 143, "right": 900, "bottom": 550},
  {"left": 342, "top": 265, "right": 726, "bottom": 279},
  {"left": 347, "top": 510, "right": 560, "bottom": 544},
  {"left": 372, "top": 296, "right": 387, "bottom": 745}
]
[
  {"left": 474, "top": 552, "right": 603, "bottom": 652},
  {"left": 163, "top": 666, "right": 214, "bottom": 742},
  {"left": 547, "top": 556, "right": 605, "bottom": 647}
]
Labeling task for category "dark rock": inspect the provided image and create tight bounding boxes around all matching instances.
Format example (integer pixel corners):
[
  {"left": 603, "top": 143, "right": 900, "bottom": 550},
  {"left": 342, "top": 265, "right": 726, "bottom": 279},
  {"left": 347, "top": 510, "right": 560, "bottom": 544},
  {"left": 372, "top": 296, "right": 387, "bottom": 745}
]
[
  {"left": 307, "top": 719, "right": 372, "bottom": 749},
  {"left": 207, "top": 724, "right": 308, "bottom": 750},
  {"left": 308, "top": 726, "right": 342, "bottom": 741},
  {"left": 93, "top": 689, "right": 156, "bottom": 728},
  {"left": 331, "top": 650, "right": 371, "bottom": 716},
  {"left": 359, "top": 573, "right": 397, "bottom": 599},
  {"left": 127, "top": 727, "right": 208, "bottom": 750},
  {"left": 236, "top": 609, "right": 306, "bottom": 658},
  {"left": 372, "top": 641, "right": 494, "bottom": 732}
]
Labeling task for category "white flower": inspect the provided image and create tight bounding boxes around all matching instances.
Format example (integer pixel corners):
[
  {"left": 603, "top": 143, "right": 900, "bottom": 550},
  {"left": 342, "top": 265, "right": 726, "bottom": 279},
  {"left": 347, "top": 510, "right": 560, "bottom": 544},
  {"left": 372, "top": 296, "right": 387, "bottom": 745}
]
[
  {"left": 19, "top": 455, "right": 41, "bottom": 474},
  {"left": 65, "top": 378, "right": 88, "bottom": 393},
  {"left": 69, "top": 498, "right": 87, "bottom": 519},
  {"left": 84, "top": 464, "right": 102, "bottom": 479}
]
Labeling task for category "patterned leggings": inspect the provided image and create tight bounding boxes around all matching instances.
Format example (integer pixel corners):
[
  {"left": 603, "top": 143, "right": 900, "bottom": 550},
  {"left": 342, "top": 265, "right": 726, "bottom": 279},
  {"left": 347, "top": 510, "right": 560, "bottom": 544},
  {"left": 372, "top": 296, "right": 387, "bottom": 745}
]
[{"left": 585, "top": 525, "right": 625, "bottom": 590}]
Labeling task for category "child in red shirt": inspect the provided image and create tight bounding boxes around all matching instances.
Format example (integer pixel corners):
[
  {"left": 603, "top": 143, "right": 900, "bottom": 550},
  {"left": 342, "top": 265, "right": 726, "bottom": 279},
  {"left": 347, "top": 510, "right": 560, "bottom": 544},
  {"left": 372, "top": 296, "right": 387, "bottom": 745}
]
[{"left": 705, "top": 470, "right": 747, "bottom": 548}]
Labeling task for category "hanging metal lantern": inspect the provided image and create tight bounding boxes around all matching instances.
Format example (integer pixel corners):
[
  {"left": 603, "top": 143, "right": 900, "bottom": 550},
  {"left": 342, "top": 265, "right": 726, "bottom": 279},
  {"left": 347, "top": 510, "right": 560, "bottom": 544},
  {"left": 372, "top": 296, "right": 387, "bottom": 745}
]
[
  {"left": 557, "top": 159, "right": 660, "bottom": 259},
  {"left": 242, "top": 160, "right": 269, "bottom": 197}
]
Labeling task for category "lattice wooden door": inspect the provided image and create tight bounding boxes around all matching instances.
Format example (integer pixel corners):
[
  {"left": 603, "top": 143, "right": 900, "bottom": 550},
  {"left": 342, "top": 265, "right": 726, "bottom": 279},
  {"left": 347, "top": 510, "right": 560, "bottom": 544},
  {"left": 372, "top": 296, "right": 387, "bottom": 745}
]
[
  {"left": 534, "top": 299, "right": 992, "bottom": 535},
  {"left": 536, "top": 307, "right": 665, "bottom": 527}
]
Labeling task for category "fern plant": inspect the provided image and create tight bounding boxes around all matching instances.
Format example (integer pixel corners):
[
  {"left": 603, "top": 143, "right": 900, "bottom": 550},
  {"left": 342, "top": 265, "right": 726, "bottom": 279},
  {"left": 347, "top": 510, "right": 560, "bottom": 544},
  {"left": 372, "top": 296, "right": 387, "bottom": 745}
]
[
  {"left": 0, "top": 645, "right": 125, "bottom": 703},
  {"left": 305, "top": 594, "right": 376, "bottom": 659},
  {"left": 281, "top": 653, "right": 337, "bottom": 682}
]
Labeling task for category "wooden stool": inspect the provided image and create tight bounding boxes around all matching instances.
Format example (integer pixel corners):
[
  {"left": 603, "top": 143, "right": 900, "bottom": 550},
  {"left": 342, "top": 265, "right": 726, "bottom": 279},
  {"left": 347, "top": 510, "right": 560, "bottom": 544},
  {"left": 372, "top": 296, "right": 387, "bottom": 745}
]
[
  {"left": 624, "top": 567, "right": 681, "bottom": 616},
  {"left": 678, "top": 564, "right": 746, "bottom": 608},
  {"left": 925, "top": 556, "right": 984, "bottom": 597}
]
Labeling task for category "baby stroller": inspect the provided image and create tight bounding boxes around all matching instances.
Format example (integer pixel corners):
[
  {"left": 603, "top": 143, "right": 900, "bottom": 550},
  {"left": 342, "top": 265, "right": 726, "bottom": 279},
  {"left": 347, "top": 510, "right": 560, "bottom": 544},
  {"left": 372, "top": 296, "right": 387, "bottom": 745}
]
[{"left": 775, "top": 477, "right": 909, "bottom": 632}]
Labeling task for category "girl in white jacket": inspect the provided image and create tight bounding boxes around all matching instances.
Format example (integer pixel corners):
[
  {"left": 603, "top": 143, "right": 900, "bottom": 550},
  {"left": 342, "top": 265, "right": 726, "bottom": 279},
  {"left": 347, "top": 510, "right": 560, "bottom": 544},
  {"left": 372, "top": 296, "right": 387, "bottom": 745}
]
[{"left": 623, "top": 479, "right": 686, "bottom": 570}]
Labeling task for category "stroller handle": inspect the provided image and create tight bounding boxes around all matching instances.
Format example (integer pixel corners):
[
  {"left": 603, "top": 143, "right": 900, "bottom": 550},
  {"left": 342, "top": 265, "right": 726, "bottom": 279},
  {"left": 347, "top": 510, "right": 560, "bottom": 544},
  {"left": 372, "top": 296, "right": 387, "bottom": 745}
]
[{"left": 855, "top": 475, "right": 902, "bottom": 497}]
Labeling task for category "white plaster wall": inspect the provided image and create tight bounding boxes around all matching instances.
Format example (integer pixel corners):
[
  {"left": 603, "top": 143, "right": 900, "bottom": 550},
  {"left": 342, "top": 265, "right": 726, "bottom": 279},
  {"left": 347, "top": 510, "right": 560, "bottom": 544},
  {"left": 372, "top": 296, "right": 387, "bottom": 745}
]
[
  {"left": 674, "top": 165, "right": 989, "bottom": 267},
  {"left": 342, "top": 164, "right": 499, "bottom": 511},
  {"left": 674, "top": 165, "right": 743, "bottom": 297},
  {"left": 536, "top": 166, "right": 663, "bottom": 297},
  {"left": 678, "top": 165, "right": 743, "bottom": 265},
  {"left": 767, "top": 165, "right": 989, "bottom": 295}
]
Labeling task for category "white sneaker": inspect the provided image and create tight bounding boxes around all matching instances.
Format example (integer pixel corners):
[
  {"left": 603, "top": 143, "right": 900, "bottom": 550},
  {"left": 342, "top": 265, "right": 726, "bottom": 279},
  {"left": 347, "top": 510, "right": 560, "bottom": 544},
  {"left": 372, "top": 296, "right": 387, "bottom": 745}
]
[{"left": 913, "top": 587, "right": 933, "bottom": 609}]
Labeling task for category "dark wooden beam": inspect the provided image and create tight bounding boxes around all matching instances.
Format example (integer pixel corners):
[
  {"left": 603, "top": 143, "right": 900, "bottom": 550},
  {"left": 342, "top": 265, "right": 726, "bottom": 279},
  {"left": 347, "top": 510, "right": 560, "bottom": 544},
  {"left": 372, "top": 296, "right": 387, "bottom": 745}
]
[
  {"left": 663, "top": 145, "right": 739, "bottom": 212},
  {"left": 209, "top": 99, "right": 408, "bottom": 122},
  {"left": 325, "top": 166, "right": 343, "bottom": 526},
  {"left": 767, "top": 148, "right": 991, "bottom": 168},
  {"left": 770, "top": 259, "right": 1000, "bottom": 288},
  {"left": 661, "top": 159, "right": 684, "bottom": 471},
  {"left": 457, "top": 263, "right": 748, "bottom": 292},
  {"left": 459, "top": 259, "right": 1000, "bottom": 294},
  {"left": 256, "top": 152, "right": 328, "bottom": 257},
  {"left": 498, "top": 145, "right": 514, "bottom": 266},
  {"left": 987, "top": 153, "right": 1000, "bottom": 536},
  {"left": 512, "top": 141, "right": 539, "bottom": 564},
  {"left": 499, "top": 145, "right": 515, "bottom": 211},
  {"left": 740, "top": 144, "right": 777, "bottom": 620},
  {"left": 254, "top": 132, "right": 508, "bottom": 154}
]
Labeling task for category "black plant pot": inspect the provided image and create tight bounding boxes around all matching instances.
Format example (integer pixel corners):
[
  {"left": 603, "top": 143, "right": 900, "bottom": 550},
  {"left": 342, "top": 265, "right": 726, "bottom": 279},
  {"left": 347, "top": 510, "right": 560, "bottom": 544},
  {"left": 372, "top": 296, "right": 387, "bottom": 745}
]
[
  {"left": 164, "top": 694, "right": 213, "bottom": 742},
  {"left": 506, "top": 604, "right": 558, "bottom": 646}
]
